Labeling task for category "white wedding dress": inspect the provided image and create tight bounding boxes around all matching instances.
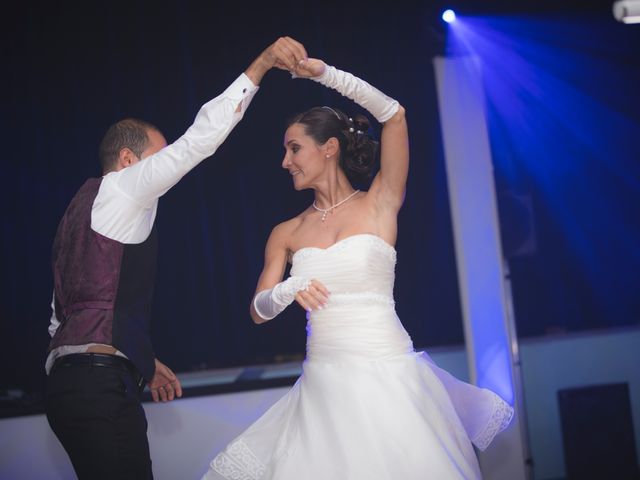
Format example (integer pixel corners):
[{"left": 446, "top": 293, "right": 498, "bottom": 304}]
[{"left": 202, "top": 234, "right": 513, "bottom": 480}]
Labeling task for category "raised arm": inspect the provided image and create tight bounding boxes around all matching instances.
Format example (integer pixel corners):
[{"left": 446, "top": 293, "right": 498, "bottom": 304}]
[
  {"left": 110, "top": 38, "right": 309, "bottom": 207},
  {"left": 371, "top": 104, "right": 408, "bottom": 212},
  {"left": 294, "top": 60, "right": 408, "bottom": 212}
]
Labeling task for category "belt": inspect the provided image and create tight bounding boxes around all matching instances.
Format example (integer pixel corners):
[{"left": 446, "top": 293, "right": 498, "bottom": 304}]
[{"left": 52, "top": 353, "right": 146, "bottom": 391}]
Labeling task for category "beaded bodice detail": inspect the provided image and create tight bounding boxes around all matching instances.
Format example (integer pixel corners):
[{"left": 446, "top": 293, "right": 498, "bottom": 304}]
[
  {"left": 290, "top": 234, "right": 413, "bottom": 362},
  {"left": 290, "top": 233, "right": 397, "bottom": 302}
]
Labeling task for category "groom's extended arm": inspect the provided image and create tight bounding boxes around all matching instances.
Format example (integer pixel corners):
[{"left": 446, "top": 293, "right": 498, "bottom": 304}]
[{"left": 91, "top": 37, "right": 308, "bottom": 244}]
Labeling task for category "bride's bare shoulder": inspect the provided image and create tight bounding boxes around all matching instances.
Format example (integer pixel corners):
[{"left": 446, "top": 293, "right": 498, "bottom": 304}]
[{"left": 272, "top": 206, "right": 314, "bottom": 235}]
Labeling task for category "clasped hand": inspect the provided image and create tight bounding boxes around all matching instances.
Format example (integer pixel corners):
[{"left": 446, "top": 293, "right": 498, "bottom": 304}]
[
  {"left": 294, "top": 279, "right": 330, "bottom": 312},
  {"left": 262, "top": 37, "right": 326, "bottom": 78}
]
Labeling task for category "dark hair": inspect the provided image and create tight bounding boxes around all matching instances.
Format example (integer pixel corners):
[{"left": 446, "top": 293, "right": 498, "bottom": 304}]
[
  {"left": 98, "top": 118, "right": 160, "bottom": 173},
  {"left": 288, "top": 106, "right": 379, "bottom": 185}
]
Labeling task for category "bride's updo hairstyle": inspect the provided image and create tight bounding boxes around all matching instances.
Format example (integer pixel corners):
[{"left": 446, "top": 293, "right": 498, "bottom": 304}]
[{"left": 288, "top": 106, "right": 379, "bottom": 184}]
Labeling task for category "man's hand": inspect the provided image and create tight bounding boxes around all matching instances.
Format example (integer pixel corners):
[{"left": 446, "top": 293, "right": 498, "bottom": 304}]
[
  {"left": 245, "top": 36, "right": 308, "bottom": 86},
  {"left": 148, "top": 358, "right": 183, "bottom": 402}
]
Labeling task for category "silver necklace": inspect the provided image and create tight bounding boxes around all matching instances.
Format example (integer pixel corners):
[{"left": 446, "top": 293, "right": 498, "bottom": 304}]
[{"left": 312, "top": 190, "right": 360, "bottom": 222}]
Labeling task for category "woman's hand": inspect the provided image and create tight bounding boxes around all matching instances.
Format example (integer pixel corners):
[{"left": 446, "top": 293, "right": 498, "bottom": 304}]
[
  {"left": 294, "top": 278, "right": 330, "bottom": 312},
  {"left": 292, "top": 58, "right": 326, "bottom": 79}
]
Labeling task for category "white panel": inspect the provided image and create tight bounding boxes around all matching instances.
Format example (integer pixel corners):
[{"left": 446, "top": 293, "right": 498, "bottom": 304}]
[{"left": 433, "top": 54, "right": 530, "bottom": 480}]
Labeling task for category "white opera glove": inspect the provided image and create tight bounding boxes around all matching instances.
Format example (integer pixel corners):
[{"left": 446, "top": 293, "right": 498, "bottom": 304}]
[
  {"left": 309, "top": 64, "right": 399, "bottom": 123},
  {"left": 253, "top": 276, "right": 311, "bottom": 321}
]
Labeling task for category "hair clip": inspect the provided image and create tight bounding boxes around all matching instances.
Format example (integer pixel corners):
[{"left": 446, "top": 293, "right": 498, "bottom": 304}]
[{"left": 322, "top": 106, "right": 341, "bottom": 119}]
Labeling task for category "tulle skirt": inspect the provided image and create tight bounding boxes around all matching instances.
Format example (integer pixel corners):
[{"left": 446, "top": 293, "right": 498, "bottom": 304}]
[{"left": 202, "top": 347, "right": 513, "bottom": 480}]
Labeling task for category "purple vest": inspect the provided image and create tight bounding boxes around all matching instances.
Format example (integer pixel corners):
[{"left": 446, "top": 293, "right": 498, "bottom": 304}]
[{"left": 49, "top": 178, "right": 157, "bottom": 380}]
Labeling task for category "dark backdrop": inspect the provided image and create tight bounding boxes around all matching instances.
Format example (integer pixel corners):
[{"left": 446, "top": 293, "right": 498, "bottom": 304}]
[{"left": 1, "top": 0, "right": 638, "bottom": 407}]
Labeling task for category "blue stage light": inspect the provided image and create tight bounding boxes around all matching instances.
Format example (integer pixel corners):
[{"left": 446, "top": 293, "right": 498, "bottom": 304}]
[{"left": 442, "top": 9, "right": 456, "bottom": 23}]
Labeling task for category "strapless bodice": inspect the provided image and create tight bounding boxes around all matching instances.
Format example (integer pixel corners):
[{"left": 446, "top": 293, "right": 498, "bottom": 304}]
[
  {"left": 290, "top": 234, "right": 414, "bottom": 362},
  {"left": 290, "top": 233, "right": 397, "bottom": 301}
]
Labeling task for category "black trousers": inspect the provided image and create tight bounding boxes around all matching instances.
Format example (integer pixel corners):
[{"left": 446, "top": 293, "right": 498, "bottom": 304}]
[{"left": 45, "top": 354, "right": 153, "bottom": 480}]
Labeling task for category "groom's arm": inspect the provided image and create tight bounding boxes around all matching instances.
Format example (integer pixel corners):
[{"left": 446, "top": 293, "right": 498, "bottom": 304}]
[
  {"left": 91, "top": 37, "right": 308, "bottom": 243},
  {"left": 101, "top": 73, "right": 258, "bottom": 208},
  {"left": 107, "top": 36, "right": 308, "bottom": 206}
]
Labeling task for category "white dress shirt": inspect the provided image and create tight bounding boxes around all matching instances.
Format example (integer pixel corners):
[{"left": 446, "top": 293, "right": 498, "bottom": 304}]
[{"left": 46, "top": 72, "right": 259, "bottom": 374}]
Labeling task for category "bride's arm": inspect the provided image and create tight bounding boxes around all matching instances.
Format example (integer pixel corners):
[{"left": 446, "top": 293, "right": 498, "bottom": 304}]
[
  {"left": 249, "top": 224, "right": 290, "bottom": 324},
  {"left": 369, "top": 105, "right": 409, "bottom": 214},
  {"left": 249, "top": 222, "right": 329, "bottom": 324},
  {"left": 295, "top": 59, "right": 408, "bottom": 214}
]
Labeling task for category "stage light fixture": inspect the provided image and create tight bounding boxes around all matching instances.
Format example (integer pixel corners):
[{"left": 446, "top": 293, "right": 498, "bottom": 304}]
[
  {"left": 442, "top": 9, "right": 457, "bottom": 23},
  {"left": 613, "top": 0, "right": 640, "bottom": 23}
]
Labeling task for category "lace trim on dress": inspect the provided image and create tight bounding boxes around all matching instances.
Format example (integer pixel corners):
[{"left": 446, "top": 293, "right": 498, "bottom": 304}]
[
  {"left": 472, "top": 393, "right": 515, "bottom": 451},
  {"left": 329, "top": 292, "right": 395, "bottom": 306},
  {"left": 292, "top": 234, "right": 397, "bottom": 263},
  {"left": 211, "top": 439, "right": 266, "bottom": 480}
]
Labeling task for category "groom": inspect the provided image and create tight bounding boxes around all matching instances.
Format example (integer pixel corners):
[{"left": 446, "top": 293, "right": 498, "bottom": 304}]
[{"left": 44, "top": 37, "right": 308, "bottom": 479}]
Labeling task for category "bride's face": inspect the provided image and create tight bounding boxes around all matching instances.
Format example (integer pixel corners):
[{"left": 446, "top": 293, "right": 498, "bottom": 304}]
[{"left": 282, "top": 123, "right": 326, "bottom": 190}]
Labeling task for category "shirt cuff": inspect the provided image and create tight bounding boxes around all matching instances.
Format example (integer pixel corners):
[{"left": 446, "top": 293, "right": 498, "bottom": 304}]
[{"left": 223, "top": 72, "right": 259, "bottom": 115}]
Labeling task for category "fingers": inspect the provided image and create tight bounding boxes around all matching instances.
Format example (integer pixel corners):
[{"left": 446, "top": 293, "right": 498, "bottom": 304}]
[
  {"left": 294, "top": 292, "right": 310, "bottom": 312},
  {"left": 150, "top": 379, "right": 181, "bottom": 402},
  {"left": 150, "top": 384, "right": 168, "bottom": 402},
  {"left": 294, "top": 279, "right": 330, "bottom": 312},
  {"left": 172, "top": 377, "right": 183, "bottom": 399},
  {"left": 310, "top": 279, "right": 330, "bottom": 298},
  {"left": 149, "top": 359, "right": 182, "bottom": 402},
  {"left": 159, "top": 385, "right": 170, "bottom": 402},
  {"left": 271, "top": 36, "right": 308, "bottom": 72}
]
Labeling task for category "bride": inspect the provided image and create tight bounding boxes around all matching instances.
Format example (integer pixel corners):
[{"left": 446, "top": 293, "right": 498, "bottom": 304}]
[{"left": 202, "top": 46, "right": 514, "bottom": 480}]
